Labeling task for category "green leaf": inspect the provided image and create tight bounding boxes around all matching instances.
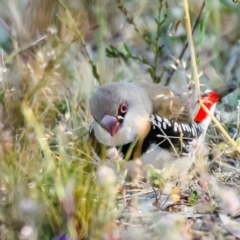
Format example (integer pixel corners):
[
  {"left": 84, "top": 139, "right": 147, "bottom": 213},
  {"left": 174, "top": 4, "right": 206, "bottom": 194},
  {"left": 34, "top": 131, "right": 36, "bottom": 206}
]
[
  {"left": 123, "top": 43, "right": 131, "bottom": 55},
  {"left": 188, "top": 190, "right": 199, "bottom": 205},
  {"left": 146, "top": 164, "right": 165, "bottom": 189},
  {"left": 0, "top": 90, "right": 5, "bottom": 104}
]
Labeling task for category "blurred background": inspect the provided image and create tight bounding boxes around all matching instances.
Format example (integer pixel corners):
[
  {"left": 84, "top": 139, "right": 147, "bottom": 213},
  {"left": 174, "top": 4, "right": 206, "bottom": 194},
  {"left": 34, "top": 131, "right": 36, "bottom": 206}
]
[{"left": 0, "top": 0, "right": 239, "bottom": 239}]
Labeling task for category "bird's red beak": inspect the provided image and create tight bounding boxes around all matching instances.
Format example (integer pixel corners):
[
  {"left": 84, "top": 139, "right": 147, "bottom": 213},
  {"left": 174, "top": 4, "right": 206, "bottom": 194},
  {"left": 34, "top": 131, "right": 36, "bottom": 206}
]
[{"left": 101, "top": 115, "right": 120, "bottom": 137}]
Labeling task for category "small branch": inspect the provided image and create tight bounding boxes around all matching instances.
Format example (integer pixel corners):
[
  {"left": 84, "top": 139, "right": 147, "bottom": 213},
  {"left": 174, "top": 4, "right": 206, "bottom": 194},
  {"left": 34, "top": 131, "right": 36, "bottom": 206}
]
[
  {"left": 81, "top": 37, "right": 100, "bottom": 83},
  {"left": 5, "top": 35, "right": 47, "bottom": 64},
  {"left": 200, "top": 102, "right": 240, "bottom": 153},
  {"left": 165, "top": 1, "right": 205, "bottom": 86},
  {"left": 152, "top": 0, "right": 168, "bottom": 83},
  {"left": 182, "top": 0, "right": 202, "bottom": 97},
  {"left": 0, "top": 18, "right": 17, "bottom": 41},
  {"left": 117, "top": 0, "right": 168, "bottom": 83},
  {"left": 117, "top": 0, "right": 153, "bottom": 47}
]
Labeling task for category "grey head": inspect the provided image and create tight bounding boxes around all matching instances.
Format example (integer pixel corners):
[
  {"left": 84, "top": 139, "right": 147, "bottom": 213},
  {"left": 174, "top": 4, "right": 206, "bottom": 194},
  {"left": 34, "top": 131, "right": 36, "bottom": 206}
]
[{"left": 89, "top": 82, "right": 152, "bottom": 139}]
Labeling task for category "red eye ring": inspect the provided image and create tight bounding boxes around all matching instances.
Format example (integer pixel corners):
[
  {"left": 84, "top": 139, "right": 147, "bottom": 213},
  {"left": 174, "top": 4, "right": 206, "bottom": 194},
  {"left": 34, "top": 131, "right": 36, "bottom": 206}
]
[{"left": 119, "top": 102, "right": 128, "bottom": 114}]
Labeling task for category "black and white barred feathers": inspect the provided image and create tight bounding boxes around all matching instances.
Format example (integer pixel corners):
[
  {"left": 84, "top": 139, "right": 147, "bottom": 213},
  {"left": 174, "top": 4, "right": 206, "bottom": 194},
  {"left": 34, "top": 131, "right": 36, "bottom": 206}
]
[
  {"left": 148, "top": 114, "right": 203, "bottom": 150},
  {"left": 119, "top": 114, "right": 203, "bottom": 158}
]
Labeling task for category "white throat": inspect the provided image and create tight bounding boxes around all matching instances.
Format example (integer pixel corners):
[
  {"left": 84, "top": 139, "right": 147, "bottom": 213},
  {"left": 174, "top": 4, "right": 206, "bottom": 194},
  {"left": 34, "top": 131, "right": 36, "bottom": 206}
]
[
  {"left": 92, "top": 120, "right": 137, "bottom": 146},
  {"left": 92, "top": 114, "right": 150, "bottom": 147}
]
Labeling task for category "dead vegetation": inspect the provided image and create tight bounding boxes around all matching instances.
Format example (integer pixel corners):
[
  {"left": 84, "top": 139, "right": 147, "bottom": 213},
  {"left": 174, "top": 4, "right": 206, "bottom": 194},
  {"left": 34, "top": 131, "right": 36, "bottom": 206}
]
[{"left": 0, "top": 0, "right": 239, "bottom": 239}]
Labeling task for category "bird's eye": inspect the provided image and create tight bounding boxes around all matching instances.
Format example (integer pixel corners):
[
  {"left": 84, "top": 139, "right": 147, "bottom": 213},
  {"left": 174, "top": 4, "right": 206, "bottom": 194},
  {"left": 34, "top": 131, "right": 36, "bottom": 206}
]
[{"left": 119, "top": 102, "right": 128, "bottom": 115}]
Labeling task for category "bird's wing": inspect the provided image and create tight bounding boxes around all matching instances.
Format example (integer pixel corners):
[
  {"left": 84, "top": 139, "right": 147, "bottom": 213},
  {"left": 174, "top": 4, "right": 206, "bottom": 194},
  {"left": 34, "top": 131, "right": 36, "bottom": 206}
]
[
  {"left": 137, "top": 82, "right": 197, "bottom": 123},
  {"left": 147, "top": 114, "right": 203, "bottom": 152}
]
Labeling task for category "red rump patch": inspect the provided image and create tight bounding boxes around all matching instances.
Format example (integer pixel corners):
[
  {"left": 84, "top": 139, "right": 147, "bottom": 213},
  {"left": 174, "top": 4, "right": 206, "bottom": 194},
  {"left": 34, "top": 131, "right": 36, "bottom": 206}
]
[{"left": 194, "top": 91, "right": 220, "bottom": 123}]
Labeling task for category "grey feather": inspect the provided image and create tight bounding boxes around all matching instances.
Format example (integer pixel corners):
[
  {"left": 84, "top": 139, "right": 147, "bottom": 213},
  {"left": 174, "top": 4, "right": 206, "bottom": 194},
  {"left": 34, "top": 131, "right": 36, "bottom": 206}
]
[{"left": 90, "top": 82, "right": 152, "bottom": 123}]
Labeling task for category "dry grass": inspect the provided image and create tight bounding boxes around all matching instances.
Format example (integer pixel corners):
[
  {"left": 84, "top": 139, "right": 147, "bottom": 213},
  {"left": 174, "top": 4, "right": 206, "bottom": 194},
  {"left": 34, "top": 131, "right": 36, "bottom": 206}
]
[{"left": 0, "top": 0, "right": 239, "bottom": 239}]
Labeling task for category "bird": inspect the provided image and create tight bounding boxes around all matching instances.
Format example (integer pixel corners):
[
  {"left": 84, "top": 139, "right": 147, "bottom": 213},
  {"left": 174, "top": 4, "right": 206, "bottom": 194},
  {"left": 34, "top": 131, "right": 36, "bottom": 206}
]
[{"left": 89, "top": 81, "right": 237, "bottom": 160}]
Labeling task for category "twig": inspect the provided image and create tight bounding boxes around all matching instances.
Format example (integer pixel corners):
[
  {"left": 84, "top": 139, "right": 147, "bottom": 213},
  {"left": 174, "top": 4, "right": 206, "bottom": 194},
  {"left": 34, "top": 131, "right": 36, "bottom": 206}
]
[
  {"left": 0, "top": 18, "right": 17, "bottom": 41},
  {"left": 182, "top": 1, "right": 215, "bottom": 208},
  {"left": 183, "top": 0, "right": 202, "bottom": 96},
  {"left": 233, "top": 100, "right": 240, "bottom": 140},
  {"left": 21, "top": 101, "right": 55, "bottom": 172},
  {"left": 200, "top": 102, "right": 240, "bottom": 153},
  {"left": 165, "top": 1, "right": 205, "bottom": 86},
  {"left": 58, "top": 0, "right": 100, "bottom": 83},
  {"left": 5, "top": 35, "right": 47, "bottom": 64}
]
